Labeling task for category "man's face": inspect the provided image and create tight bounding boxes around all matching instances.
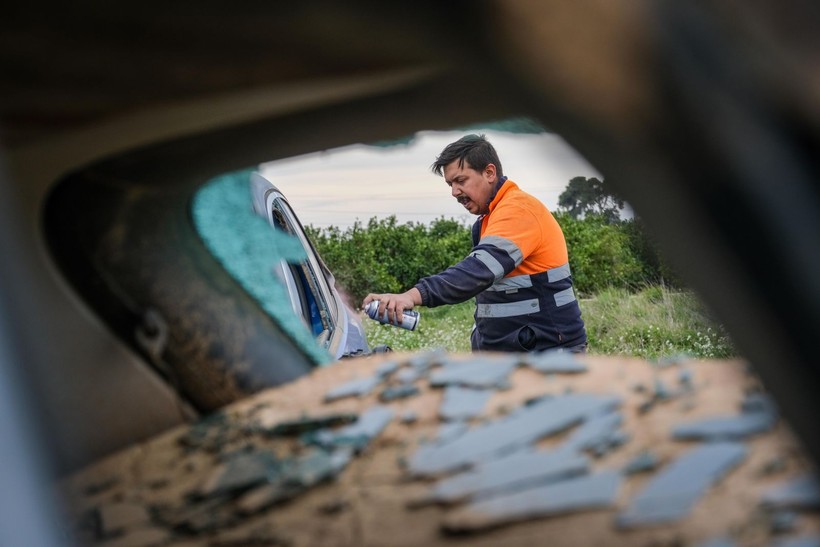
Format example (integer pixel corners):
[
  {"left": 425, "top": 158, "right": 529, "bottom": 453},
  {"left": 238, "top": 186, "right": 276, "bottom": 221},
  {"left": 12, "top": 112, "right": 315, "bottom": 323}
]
[{"left": 443, "top": 160, "right": 497, "bottom": 215}]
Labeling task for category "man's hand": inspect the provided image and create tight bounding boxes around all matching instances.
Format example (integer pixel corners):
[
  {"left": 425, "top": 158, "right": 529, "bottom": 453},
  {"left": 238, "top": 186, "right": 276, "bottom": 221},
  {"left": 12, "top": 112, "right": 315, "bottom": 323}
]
[{"left": 362, "top": 288, "right": 422, "bottom": 326}]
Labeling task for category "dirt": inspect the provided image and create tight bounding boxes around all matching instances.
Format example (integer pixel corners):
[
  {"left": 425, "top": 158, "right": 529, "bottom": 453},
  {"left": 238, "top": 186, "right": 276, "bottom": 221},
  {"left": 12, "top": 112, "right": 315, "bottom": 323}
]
[{"left": 58, "top": 353, "right": 820, "bottom": 546}]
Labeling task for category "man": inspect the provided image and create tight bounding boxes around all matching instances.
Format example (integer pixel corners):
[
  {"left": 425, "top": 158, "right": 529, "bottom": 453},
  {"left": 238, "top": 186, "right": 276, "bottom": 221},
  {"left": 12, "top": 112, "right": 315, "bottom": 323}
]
[{"left": 363, "top": 134, "right": 587, "bottom": 353}]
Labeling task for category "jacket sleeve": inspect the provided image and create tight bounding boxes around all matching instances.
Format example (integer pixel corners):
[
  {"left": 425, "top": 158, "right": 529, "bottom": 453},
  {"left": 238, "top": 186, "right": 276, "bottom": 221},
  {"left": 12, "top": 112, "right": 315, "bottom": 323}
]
[{"left": 414, "top": 237, "right": 522, "bottom": 307}]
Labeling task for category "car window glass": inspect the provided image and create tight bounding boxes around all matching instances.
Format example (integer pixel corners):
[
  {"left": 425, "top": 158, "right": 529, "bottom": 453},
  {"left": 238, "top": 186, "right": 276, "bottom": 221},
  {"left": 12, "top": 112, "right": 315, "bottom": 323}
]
[{"left": 191, "top": 169, "right": 333, "bottom": 365}]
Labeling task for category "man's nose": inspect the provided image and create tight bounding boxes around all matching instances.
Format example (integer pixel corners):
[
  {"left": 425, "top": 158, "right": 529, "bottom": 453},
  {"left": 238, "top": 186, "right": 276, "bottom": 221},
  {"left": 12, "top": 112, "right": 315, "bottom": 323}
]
[{"left": 451, "top": 186, "right": 460, "bottom": 197}]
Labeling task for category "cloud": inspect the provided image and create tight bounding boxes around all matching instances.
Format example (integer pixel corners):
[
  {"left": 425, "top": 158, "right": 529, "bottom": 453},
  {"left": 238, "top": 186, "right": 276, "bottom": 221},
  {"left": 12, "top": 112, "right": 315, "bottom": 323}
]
[{"left": 260, "top": 129, "right": 602, "bottom": 228}]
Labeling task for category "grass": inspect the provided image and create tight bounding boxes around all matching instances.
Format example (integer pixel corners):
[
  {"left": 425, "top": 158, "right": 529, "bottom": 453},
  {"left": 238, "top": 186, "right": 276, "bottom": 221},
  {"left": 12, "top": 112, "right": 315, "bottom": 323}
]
[
  {"left": 581, "top": 285, "right": 735, "bottom": 359},
  {"left": 362, "top": 284, "right": 737, "bottom": 359}
]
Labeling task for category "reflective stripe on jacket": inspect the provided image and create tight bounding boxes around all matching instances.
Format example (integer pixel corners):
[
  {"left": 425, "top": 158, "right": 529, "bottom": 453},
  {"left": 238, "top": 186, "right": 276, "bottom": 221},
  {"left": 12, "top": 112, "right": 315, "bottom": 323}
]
[{"left": 415, "top": 178, "right": 586, "bottom": 352}]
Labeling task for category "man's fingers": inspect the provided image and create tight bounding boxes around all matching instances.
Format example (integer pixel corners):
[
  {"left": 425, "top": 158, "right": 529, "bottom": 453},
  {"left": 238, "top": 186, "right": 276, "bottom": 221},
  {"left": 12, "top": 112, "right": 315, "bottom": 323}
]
[
  {"left": 362, "top": 294, "right": 377, "bottom": 308},
  {"left": 362, "top": 293, "right": 416, "bottom": 326}
]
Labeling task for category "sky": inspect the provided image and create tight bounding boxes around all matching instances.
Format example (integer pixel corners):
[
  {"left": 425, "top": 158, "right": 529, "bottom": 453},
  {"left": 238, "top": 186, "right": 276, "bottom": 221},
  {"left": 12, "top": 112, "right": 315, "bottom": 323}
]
[{"left": 258, "top": 128, "right": 604, "bottom": 229}]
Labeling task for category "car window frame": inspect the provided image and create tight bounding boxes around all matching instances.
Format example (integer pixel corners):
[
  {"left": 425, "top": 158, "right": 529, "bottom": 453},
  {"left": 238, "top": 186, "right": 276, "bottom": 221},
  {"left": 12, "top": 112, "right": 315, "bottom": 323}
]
[{"left": 250, "top": 174, "right": 339, "bottom": 351}]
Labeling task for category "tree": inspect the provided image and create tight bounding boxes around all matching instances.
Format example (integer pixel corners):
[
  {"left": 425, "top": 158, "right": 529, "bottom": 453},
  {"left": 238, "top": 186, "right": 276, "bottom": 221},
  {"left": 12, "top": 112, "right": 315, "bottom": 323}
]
[{"left": 558, "top": 176, "right": 625, "bottom": 223}]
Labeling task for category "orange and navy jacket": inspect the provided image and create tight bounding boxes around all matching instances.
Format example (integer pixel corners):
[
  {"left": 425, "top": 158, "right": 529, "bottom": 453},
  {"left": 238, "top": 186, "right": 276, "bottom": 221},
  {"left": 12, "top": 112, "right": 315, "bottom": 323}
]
[{"left": 415, "top": 177, "right": 586, "bottom": 352}]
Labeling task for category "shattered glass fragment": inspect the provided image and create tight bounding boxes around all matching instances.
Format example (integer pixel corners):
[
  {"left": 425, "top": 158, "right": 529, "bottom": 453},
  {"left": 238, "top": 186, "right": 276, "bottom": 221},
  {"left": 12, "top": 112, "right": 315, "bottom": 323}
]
[
  {"left": 439, "top": 386, "right": 492, "bottom": 421},
  {"left": 654, "top": 377, "right": 673, "bottom": 400},
  {"left": 161, "top": 496, "right": 238, "bottom": 535},
  {"left": 197, "top": 451, "right": 280, "bottom": 499},
  {"left": 521, "top": 349, "right": 588, "bottom": 374},
  {"left": 637, "top": 398, "right": 656, "bottom": 415},
  {"left": 323, "top": 376, "right": 381, "bottom": 402},
  {"left": 740, "top": 392, "right": 777, "bottom": 414},
  {"left": 589, "top": 431, "right": 629, "bottom": 459},
  {"left": 442, "top": 471, "right": 621, "bottom": 533},
  {"left": 769, "top": 509, "right": 798, "bottom": 534},
  {"left": 678, "top": 367, "right": 694, "bottom": 390},
  {"left": 235, "top": 448, "right": 349, "bottom": 515},
  {"left": 672, "top": 411, "right": 777, "bottom": 441},
  {"left": 759, "top": 455, "right": 789, "bottom": 477},
  {"left": 616, "top": 442, "right": 747, "bottom": 528},
  {"left": 177, "top": 411, "right": 230, "bottom": 451},
  {"left": 308, "top": 405, "right": 393, "bottom": 452},
  {"left": 424, "top": 448, "right": 589, "bottom": 505},
  {"left": 375, "top": 360, "right": 400, "bottom": 378},
  {"left": 771, "top": 536, "right": 820, "bottom": 547},
  {"left": 560, "top": 411, "right": 623, "bottom": 454},
  {"left": 400, "top": 410, "right": 418, "bottom": 424},
  {"left": 655, "top": 353, "right": 694, "bottom": 367},
  {"left": 524, "top": 393, "right": 553, "bottom": 406},
  {"left": 258, "top": 413, "right": 358, "bottom": 437},
  {"left": 379, "top": 384, "right": 420, "bottom": 402},
  {"left": 762, "top": 474, "right": 820, "bottom": 510},
  {"left": 83, "top": 477, "right": 119, "bottom": 497},
  {"left": 395, "top": 368, "right": 423, "bottom": 384},
  {"left": 405, "top": 348, "right": 447, "bottom": 371},
  {"left": 622, "top": 450, "right": 661, "bottom": 475},
  {"left": 429, "top": 357, "right": 518, "bottom": 389},
  {"left": 434, "top": 421, "right": 470, "bottom": 445},
  {"left": 408, "top": 393, "right": 620, "bottom": 477}
]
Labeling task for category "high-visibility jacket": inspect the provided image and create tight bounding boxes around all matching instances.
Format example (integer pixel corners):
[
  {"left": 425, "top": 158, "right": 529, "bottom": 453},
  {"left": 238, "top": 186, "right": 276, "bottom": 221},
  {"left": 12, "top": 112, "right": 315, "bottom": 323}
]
[{"left": 415, "top": 177, "right": 587, "bottom": 352}]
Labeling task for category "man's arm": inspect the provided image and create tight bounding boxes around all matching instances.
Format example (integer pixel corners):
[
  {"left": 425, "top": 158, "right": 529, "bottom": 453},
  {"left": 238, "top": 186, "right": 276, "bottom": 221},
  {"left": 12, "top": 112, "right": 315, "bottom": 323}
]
[
  {"left": 360, "top": 248, "right": 498, "bottom": 325},
  {"left": 414, "top": 228, "right": 530, "bottom": 307},
  {"left": 414, "top": 254, "right": 498, "bottom": 307},
  {"left": 361, "top": 204, "right": 533, "bottom": 323}
]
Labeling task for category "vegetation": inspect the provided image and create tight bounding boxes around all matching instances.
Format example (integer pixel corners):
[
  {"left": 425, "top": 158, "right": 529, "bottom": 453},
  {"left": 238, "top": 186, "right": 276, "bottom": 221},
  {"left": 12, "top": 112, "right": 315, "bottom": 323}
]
[
  {"left": 306, "top": 211, "right": 676, "bottom": 302},
  {"left": 580, "top": 286, "right": 734, "bottom": 359},
  {"left": 557, "top": 176, "right": 625, "bottom": 223},
  {"left": 557, "top": 212, "right": 645, "bottom": 296},
  {"left": 305, "top": 216, "right": 472, "bottom": 304},
  {"left": 306, "top": 177, "right": 735, "bottom": 359},
  {"left": 361, "top": 286, "right": 735, "bottom": 359}
]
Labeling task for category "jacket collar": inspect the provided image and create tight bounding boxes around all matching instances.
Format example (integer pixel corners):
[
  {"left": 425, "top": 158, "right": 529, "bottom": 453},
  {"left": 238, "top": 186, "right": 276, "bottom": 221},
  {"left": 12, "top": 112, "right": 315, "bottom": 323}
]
[{"left": 487, "top": 176, "right": 511, "bottom": 213}]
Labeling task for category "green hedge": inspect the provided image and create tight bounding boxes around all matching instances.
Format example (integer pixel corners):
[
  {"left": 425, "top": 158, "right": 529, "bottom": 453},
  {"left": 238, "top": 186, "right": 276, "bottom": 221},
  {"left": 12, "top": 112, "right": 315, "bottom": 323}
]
[
  {"left": 306, "top": 214, "right": 676, "bottom": 303},
  {"left": 560, "top": 213, "right": 680, "bottom": 294},
  {"left": 305, "top": 216, "right": 472, "bottom": 304}
]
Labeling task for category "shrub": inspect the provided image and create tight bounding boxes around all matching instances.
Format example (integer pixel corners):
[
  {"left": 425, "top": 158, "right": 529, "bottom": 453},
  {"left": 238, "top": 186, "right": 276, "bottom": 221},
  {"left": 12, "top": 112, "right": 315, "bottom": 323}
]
[
  {"left": 620, "top": 218, "right": 684, "bottom": 288},
  {"left": 305, "top": 216, "right": 472, "bottom": 304},
  {"left": 307, "top": 213, "right": 683, "bottom": 303},
  {"left": 555, "top": 213, "right": 645, "bottom": 295}
]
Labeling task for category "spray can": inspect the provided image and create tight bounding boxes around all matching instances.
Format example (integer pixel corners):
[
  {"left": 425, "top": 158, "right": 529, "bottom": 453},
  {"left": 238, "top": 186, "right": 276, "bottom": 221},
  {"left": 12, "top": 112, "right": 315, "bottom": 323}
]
[{"left": 364, "top": 300, "right": 420, "bottom": 331}]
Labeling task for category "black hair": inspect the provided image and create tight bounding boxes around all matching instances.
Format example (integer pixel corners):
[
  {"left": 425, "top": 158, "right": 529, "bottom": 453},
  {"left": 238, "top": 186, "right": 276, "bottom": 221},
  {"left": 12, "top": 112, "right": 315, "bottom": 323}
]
[{"left": 431, "top": 134, "right": 503, "bottom": 177}]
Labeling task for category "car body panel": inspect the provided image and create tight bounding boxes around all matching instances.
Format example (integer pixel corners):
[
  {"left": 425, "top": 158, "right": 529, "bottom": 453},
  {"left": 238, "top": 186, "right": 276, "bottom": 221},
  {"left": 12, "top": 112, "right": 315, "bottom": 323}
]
[{"left": 248, "top": 171, "right": 369, "bottom": 360}]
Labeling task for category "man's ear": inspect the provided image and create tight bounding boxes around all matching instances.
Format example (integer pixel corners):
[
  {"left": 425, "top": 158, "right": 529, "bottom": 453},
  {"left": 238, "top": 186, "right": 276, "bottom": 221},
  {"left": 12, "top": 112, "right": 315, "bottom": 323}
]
[{"left": 485, "top": 163, "right": 497, "bottom": 182}]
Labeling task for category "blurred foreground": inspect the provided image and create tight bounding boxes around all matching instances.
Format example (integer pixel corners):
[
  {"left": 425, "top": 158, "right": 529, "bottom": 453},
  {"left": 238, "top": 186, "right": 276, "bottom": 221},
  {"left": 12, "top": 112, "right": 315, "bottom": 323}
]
[{"left": 60, "top": 352, "right": 818, "bottom": 546}]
